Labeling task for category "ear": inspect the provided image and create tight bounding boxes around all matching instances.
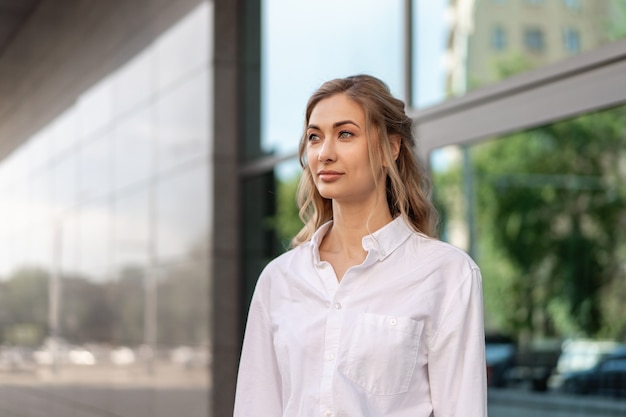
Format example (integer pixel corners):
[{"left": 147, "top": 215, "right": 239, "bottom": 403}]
[{"left": 389, "top": 134, "right": 401, "bottom": 161}]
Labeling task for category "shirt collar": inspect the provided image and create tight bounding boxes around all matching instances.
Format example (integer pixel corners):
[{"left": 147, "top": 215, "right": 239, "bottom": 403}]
[
  {"left": 361, "top": 216, "right": 413, "bottom": 260},
  {"left": 310, "top": 216, "right": 413, "bottom": 263}
]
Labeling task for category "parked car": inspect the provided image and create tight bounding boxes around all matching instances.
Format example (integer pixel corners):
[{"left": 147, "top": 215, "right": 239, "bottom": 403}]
[
  {"left": 485, "top": 334, "right": 517, "bottom": 387},
  {"left": 505, "top": 338, "right": 561, "bottom": 392},
  {"left": 549, "top": 339, "right": 626, "bottom": 397},
  {"left": 560, "top": 347, "right": 626, "bottom": 397}
]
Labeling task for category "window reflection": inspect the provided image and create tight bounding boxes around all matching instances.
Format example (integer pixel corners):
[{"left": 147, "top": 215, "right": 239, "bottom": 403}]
[
  {"left": 450, "top": 0, "right": 625, "bottom": 97},
  {"left": 77, "top": 78, "right": 113, "bottom": 140},
  {"left": 77, "top": 202, "right": 110, "bottom": 280},
  {"left": 30, "top": 226, "right": 53, "bottom": 271},
  {"left": 524, "top": 27, "right": 546, "bottom": 52},
  {"left": 156, "top": 259, "right": 210, "bottom": 349},
  {"left": 114, "top": 106, "right": 154, "bottom": 190},
  {"left": 51, "top": 154, "right": 76, "bottom": 216},
  {"left": 156, "top": 163, "right": 209, "bottom": 261},
  {"left": 431, "top": 104, "right": 626, "bottom": 412},
  {"left": 113, "top": 48, "right": 154, "bottom": 118},
  {"left": 79, "top": 133, "right": 111, "bottom": 203},
  {"left": 50, "top": 108, "right": 79, "bottom": 158},
  {"left": 0, "top": 5, "right": 211, "bottom": 415},
  {"left": 491, "top": 26, "right": 507, "bottom": 51},
  {"left": 60, "top": 213, "right": 79, "bottom": 276},
  {"left": 563, "top": 27, "right": 581, "bottom": 53},
  {"left": 113, "top": 189, "right": 150, "bottom": 269},
  {"left": 156, "top": 73, "right": 209, "bottom": 174},
  {"left": 155, "top": 2, "right": 209, "bottom": 90}
]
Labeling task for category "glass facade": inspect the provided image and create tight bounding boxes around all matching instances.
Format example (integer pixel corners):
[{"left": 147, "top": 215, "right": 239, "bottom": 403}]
[
  {"left": 432, "top": 104, "right": 626, "bottom": 416},
  {"left": 253, "top": 1, "right": 626, "bottom": 416},
  {"left": 0, "top": 3, "right": 211, "bottom": 417}
]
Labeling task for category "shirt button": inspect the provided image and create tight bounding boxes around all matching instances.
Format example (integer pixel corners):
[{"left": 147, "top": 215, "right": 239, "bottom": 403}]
[
  {"left": 324, "top": 410, "right": 332, "bottom": 417},
  {"left": 334, "top": 302, "right": 342, "bottom": 309},
  {"left": 326, "top": 354, "right": 335, "bottom": 361},
  {"left": 389, "top": 318, "right": 397, "bottom": 326}
]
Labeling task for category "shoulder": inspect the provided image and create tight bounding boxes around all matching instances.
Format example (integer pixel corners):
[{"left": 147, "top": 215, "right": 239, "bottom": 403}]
[
  {"left": 249, "top": 243, "right": 313, "bottom": 310},
  {"left": 263, "top": 243, "right": 309, "bottom": 272},
  {"left": 256, "top": 243, "right": 311, "bottom": 286},
  {"left": 406, "top": 233, "right": 480, "bottom": 283}
]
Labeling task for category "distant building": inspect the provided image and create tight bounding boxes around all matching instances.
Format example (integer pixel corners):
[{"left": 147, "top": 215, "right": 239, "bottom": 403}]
[{"left": 447, "top": 0, "right": 616, "bottom": 94}]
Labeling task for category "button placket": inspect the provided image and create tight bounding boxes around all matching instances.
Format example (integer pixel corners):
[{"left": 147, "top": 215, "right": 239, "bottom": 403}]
[{"left": 319, "top": 295, "right": 344, "bottom": 416}]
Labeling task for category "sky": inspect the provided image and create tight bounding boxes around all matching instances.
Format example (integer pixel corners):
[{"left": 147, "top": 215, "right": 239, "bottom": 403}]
[{"left": 261, "top": 0, "right": 450, "bottom": 172}]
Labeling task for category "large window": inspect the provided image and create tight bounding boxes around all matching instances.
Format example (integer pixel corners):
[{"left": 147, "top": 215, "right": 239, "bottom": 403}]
[
  {"left": 432, "top": 103, "right": 626, "bottom": 415},
  {"left": 417, "top": 31, "right": 626, "bottom": 414},
  {"left": 491, "top": 26, "right": 508, "bottom": 51},
  {"left": 0, "top": 4, "right": 212, "bottom": 416},
  {"left": 524, "top": 27, "right": 546, "bottom": 52}
]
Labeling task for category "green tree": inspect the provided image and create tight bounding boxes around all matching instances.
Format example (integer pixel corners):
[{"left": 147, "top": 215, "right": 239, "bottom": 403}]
[
  {"left": 470, "top": 106, "right": 626, "bottom": 339},
  {"left": 0, "top": 267, "right": 49, "bottom": 345}
]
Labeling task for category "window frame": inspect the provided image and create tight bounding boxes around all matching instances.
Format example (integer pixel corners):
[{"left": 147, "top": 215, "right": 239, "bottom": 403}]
[{"left": 410, "top": 38, "right": 626, "bottom": 162}]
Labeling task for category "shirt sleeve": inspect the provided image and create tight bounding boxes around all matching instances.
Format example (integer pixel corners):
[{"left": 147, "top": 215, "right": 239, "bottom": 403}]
[
  {"left": 233, "top": 285, "right": 283, "bottom": 417},
  {"left": 428, "top": 267, "right": 488, "bottom": 417}
]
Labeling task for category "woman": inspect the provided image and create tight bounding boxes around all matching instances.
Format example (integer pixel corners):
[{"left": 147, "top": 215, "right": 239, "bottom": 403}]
[{"left": 234, "top": 75, "right": 487, "bottom": 417}]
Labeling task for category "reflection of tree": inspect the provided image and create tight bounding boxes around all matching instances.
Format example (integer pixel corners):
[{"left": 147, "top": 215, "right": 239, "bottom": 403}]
[
  {"left": 0, "top": 234, "right": 211, "bottom": 348},
  {"left": 269, "top": 174, "right": 302, "bottom": 251},
  {"left": 62, "top": 274, "right": 115, "bottom": 344},
  {"left": 607, "top": 0, "right": 626, "bottom": 40},
  {"left": 459, "top": 107, "right": 626, "bottom": 340},
  {"left": 0, "top": 267, "right": 48, "bottom": 345},
  {"left": 110, "top": 266, "right": 145, "bottom": 345},
  {"left": 156, "top": 259, "right": 209, "bottom": 346}
]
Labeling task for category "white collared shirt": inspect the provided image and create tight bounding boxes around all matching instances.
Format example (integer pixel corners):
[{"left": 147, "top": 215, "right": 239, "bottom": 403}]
[{"left": 234, "top": 217, "right": 487, "bottom": 417}]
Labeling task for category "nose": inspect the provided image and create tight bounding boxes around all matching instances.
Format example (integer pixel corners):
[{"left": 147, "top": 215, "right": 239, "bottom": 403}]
[{"left": 318, "top": 139, "right": 335, "bottom": 162}]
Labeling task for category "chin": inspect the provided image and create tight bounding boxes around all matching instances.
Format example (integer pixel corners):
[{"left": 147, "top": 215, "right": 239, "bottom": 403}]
[{"left": 316, "top": 186, "right": 341, "bottom": 200}]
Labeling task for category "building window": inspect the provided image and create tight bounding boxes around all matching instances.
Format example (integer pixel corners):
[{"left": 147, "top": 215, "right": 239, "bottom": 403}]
[
  {"left": 491, "top": 26, "right": 507, "bottom": 51},
  {"left": 524, "top": 28, "right": 545, "bottom": 52},
  {"left": 563, "top": 0, "right": 581, "bottom": 11},
  {"left": 563, "top": 28, "right": 581, "bottom": 53}
]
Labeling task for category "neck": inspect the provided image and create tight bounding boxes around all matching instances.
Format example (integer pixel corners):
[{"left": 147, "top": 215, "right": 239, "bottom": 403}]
[{"left": 323, "top": 195, "right": 393, "bottom": 254}]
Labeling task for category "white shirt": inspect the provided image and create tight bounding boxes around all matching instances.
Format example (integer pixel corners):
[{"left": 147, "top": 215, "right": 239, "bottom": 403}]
[{"left": 234, "top": 217, "right": 487, "bottom": 417}]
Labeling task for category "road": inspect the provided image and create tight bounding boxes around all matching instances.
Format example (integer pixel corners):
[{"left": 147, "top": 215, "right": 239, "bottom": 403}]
[
  {"left": 0, "top": 363, "right": 209, "bottom": 417},
  {"left": 1, "top": 369, "right": 625, "bottom": 417},
  {"left": 488, "top": 388, "right": 626, "bottom": 417}
]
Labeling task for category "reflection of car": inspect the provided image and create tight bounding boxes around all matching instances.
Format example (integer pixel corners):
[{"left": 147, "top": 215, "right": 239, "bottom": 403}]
[
  {"left": 33, "top": 338, "right": 96, "bottom": 366},
  {"left": 110, "top": 346, "right": 136, "bottom": 365},
  {"left": 561, "top": 349, "right": 626, "bottom": 397},
  {"left": 485, "top": 334, "right": 516, "bottom": 387},
  {"left": 549, "top": 339, "right": 624, "bottom": 394}
]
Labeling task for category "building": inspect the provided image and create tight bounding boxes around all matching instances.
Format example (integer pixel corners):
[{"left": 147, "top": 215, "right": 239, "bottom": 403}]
[{"left": 446, "top": 0, "right": 622, "bottom": 95}]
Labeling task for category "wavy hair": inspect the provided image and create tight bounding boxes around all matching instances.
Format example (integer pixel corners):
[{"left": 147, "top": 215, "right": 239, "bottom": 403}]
[{"left": 292, "top": 74, "right": 438, "bottom": 246}]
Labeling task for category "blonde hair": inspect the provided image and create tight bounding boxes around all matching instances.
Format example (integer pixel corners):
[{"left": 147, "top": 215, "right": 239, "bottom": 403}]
[{"left": 292, "top": 74, "right": 438, "bottom": 246}]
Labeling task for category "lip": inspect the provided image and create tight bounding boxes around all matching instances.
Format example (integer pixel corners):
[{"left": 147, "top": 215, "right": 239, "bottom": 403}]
[{"left": 318, "top": 170, "right": 343, "bottom": 182}]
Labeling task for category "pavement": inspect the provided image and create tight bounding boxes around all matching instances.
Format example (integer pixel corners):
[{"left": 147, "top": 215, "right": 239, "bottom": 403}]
[{"left": 488, "top": 388, "right": 626, "bottom": 417}]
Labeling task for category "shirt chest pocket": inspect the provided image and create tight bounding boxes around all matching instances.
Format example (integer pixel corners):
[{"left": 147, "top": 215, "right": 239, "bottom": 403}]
[{"left": 338, "top": 313, "right": 424, "bottom": 396}]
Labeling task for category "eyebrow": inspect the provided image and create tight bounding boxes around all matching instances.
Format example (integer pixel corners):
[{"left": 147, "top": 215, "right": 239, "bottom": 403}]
[{"left": 307, "top": 120, "right": 361, "bottom": 130}]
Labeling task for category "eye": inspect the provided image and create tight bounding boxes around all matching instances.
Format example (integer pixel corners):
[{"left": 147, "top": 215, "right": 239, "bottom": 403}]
[
  {"left": 307, "top": 133, "right": 321, "bottom": 142},
  {"left": 338, "top": 130, "right": 354, "bottom": 139}
]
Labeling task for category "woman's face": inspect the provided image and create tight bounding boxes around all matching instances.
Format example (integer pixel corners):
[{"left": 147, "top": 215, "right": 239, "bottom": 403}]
[{"left": 306, "top": 93, "right": 385, "bottom": 205}]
